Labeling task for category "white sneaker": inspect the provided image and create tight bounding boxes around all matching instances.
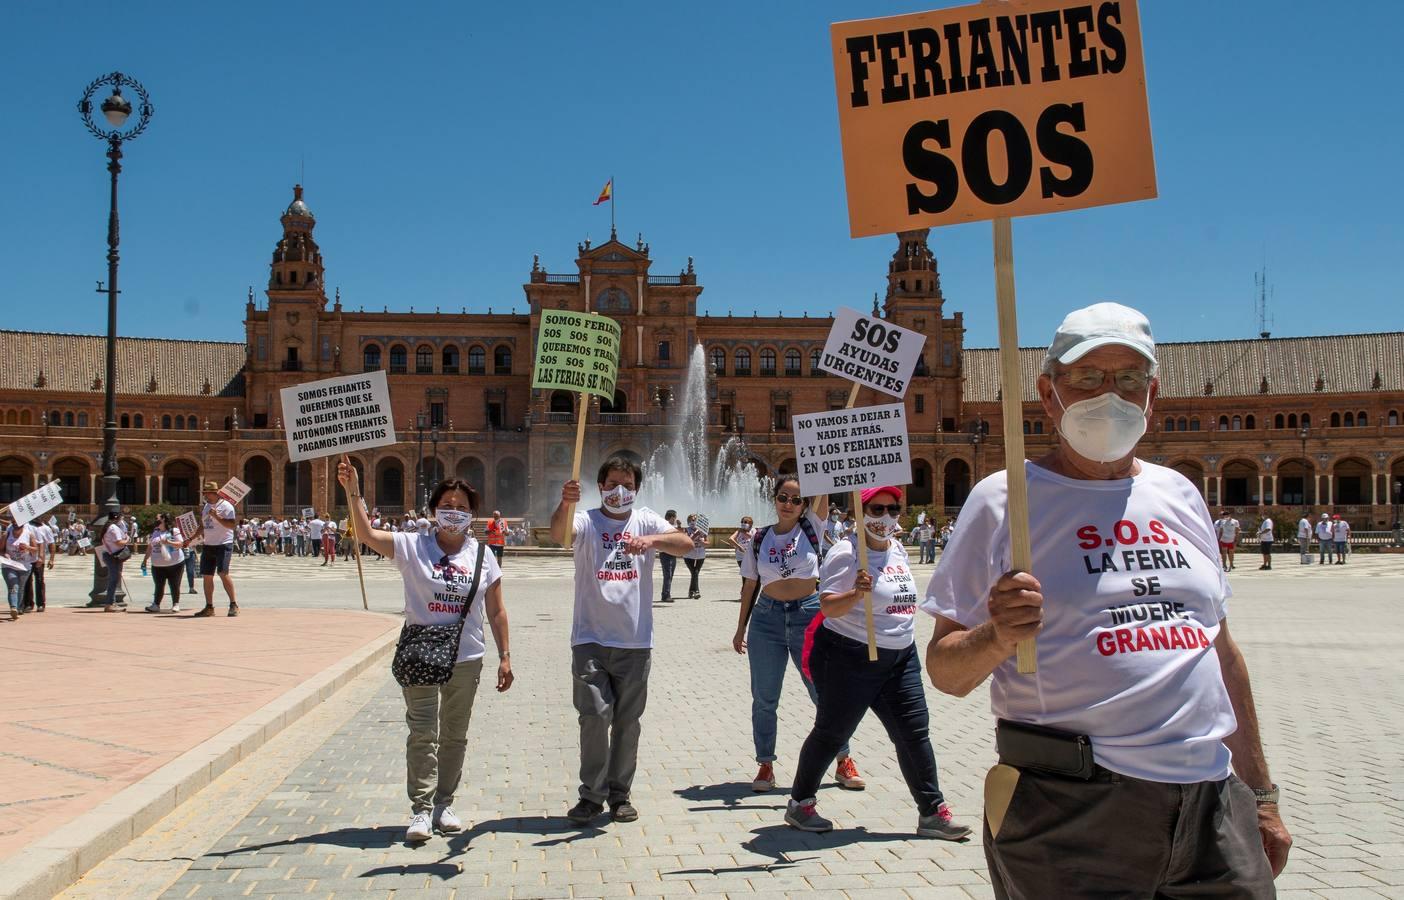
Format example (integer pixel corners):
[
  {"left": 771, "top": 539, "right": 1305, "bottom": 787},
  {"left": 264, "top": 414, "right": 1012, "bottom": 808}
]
[
  {"left": 405, "top": 811, "right": 432, "bottom": 842},
  {"left": 171, "top": 603, "right": 180, "bottom": 613},
  {"left": 433, "top": 805, "right": 463, "bottom": 833}
]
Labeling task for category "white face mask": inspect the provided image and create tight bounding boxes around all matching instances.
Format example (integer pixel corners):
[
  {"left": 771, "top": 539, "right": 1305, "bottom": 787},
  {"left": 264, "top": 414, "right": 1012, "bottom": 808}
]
[
  {"left": 602, "top": 485, "right": 636, "bottom": 513},
  {"left": 1053, "top": 386, "right": 1148, "bottom": 463},
  {"left": 865, "top": 514, "right": 899, "bottom": 540},
  {"left": 435, "top": 509, "right": 473, "bottom": 534}
]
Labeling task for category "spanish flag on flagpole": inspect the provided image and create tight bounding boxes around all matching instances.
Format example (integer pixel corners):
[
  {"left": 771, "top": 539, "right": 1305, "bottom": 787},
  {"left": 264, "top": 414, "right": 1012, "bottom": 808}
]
[{"left": 593, "top": 179, "right": 612, "bottom": 206}]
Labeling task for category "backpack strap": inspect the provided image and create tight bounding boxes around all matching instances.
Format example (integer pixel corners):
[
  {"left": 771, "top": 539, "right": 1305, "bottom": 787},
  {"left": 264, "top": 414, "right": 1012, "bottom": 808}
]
[
  {"left": 797, "top": 514, "right": 826, "bottom": 562},
  {"left": 458, "top": 540, "right": 489, "bottom": 622}
]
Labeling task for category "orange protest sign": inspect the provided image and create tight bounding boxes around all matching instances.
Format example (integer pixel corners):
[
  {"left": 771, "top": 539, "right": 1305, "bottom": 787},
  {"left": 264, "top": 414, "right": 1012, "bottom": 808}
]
[{"left": 831, "top": 0, "right": 1156, "bottom": 237}]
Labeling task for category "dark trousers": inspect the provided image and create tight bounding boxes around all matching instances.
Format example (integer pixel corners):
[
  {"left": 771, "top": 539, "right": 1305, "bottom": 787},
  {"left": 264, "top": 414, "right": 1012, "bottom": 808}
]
[
  {"left": 489, "top": 544, "right": 504, "bottom": 565},
  {"left": 22, "top": 562, "right": 45, "bottom": 610},
  {"left": 984, "top": 765, "right": 1274, "bottom": 898},
  {"left": 183, "top": 553, "right": 197, "bottom": 590},
  {"left": 683, "top": 557, "right": 703, "bottom": 595},
  {"left": 659, "top": 553, "right": 676, "bottom": 599},
  {"left": 791, "top": 626, "right": 944, "bottom": 814},
  {"left": 151, "top": 563, "right": 183, "bottom": 606},
  {"left": 572, "top": 643, "right": 651, "bottom": 805}
]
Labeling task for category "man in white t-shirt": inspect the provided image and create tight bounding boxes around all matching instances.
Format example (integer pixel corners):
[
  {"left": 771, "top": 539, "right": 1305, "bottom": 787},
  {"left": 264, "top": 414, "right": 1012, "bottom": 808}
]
[
  {"left": 923, "top": 303, "right": 1288, "bottom": 897},
  {"left": 1315, "top": 513, "right": 1334, "bottom": 564},
  {"left": 549, "top": 454, "right": 698, "bottom": 826},
  {"left": 1296, "top": 513, "right": 1313, "bottom": 565},
  {"left": 309, "top": 515, "right": 326, "bottom": 565},
  {"left": 1214, "top": 511, "right": 1241, "bottom": 572},
  {"left": 1256, "top": 516, "right": 1274, "bottom": 570},
  {"left": 22, "top": 518, "right": 56, "bottom": 612},
  {"left": 191, "top": 481, "right": 240, "bottom": 617},
  {"left": 1331, "top": 515, "right": 1351, "bottom": 564}
]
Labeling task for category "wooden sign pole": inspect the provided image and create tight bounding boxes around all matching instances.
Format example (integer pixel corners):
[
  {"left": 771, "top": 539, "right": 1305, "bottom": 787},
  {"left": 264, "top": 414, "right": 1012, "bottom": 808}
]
[
  {"left": 993, "top": 218, "right": 1036, "bottom": 674},
  {"left": 350, "top": 527, "right": 369, "bottom": 611},
  {"left": 842, "top": 381, "right": 879, "bottom": 662},
  {"left": 564, "top": 393, "right": 589, "bottom": 548},
  {"left": 341, "top": 456, "right": 369, "bottom": 611}
]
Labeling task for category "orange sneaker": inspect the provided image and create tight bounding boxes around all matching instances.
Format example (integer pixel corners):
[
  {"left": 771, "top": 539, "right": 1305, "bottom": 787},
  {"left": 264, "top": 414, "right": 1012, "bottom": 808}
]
[
  {"left": 835, "top": 756, "right": 866, "bottom": 790},
  {"left": 752, "top": 763, "right": 775, "bottom": 792}
]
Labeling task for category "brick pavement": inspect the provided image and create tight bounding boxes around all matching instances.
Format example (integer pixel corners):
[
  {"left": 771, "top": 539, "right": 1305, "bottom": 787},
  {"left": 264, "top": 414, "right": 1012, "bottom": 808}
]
[{"left": 63, "top": 553, "right": 1404, "bottom": 898}]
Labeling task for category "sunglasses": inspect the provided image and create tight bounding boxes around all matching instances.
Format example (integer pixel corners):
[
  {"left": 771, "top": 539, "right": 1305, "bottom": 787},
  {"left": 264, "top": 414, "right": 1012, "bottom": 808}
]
[
  {"left": 774, "top": 493, "right": 804, "bottom": 506},
  {"left": 866, "top": 504, "right": 902, "bottom": 516}
]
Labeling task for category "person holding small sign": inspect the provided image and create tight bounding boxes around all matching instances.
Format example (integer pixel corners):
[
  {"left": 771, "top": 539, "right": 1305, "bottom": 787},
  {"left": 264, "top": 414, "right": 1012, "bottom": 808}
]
[
  {"left": 682, "top": 514, "right": 706, "bottom": 599},
  {"left": 924, "top": 303, "right": 1289, "bottom": 897},
  {"left": 1, "top": 509, "right": 39, "bottom": 620},
  {"left": 142, "top": 513, "right": 187, "bottom": 613},
  {"left": 733, "top": 477, "right": 866, "bottom": 793},
  {"left": 336, "top": 458, "right": 513, "bottom": 843},
  {"left": 784, "top": 486, "right": 970, "bottom": 840},
  {"left": 192, "top": 482, "right": 240, "bottom": 617},
  {"left": 550, "top": 455, "right": 699, "bottom": 826}
]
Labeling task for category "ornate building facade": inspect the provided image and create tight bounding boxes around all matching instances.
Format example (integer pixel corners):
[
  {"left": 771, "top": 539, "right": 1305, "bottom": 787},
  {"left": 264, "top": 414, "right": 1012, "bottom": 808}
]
[{"left": 2, "top": 186, "right": 1402, "bottom": 529}]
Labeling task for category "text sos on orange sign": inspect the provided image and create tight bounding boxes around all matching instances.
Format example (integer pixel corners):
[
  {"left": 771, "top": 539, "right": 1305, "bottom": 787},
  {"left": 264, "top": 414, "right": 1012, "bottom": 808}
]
[{"left": 831, "top": 0, "right": 1156, "bottom": 238}]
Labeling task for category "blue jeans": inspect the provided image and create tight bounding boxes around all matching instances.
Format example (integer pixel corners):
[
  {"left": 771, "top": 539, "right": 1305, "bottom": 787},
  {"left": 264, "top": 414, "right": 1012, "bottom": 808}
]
[
  {"left": 922, "top": 539, "right": 937, "bottom": 564},
  {"left": 103, "top": 553, "right": 125, "bottom": 606},
  {"left": 659, "top": 553, "right": 676, "bottom": 599},
  {"left": 184, "top": 552, "right": 197, "bottom": 590},
  {"left": 747, "top": 593, "right": 849, "bottom": 764},
  {"left": 4, "top": 566, "right": 32, "bottom": 610}
]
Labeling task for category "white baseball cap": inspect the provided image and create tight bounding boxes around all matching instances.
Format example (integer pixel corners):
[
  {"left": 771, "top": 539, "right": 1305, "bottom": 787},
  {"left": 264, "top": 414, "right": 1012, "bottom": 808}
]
[{"left": 1044, "top": 302, "right": 1157, "bottom": 368}]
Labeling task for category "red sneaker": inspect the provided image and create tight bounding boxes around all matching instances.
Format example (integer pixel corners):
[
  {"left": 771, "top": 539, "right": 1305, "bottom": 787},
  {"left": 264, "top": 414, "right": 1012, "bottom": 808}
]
[
  {"left": 752, "top": 763, "right": 775, "bottom": 792},
  {"left": 835, "top": 756, "right": 866, "bottom": 790}
]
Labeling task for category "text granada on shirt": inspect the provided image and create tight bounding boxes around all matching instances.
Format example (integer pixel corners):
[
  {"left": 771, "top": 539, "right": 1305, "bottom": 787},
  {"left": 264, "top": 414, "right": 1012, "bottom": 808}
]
[{"left": 598, "top": 530, "right": 640, "bottom": 582}]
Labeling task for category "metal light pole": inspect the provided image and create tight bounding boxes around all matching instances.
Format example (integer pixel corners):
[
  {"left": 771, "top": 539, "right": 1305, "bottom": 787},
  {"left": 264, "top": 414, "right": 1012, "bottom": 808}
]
[
  {"left": 79, "top": 72, "right": 152, "bottom": 605},
  {"left": 430, "top": 426, "right": 440, "bottom": 498},
  {"left": 415, "top": 412, "right": 428, "bottom": 512},
  {"left": 1393, "top": 480, "right": 1401, "bottom": 545}
]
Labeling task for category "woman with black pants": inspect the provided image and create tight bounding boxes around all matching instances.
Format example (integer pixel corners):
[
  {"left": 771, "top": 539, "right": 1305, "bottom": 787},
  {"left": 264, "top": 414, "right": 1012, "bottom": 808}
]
[
  {"left": 144, "top": 514, "right": 186, "bottom": 613},
  {"left": 682, "top": 513, "right": 706, "bottom": 599},
  {"left": 658, "top": 510, "right": 679, "bottom": 603},
  {"left": 784, "top": 485, "right": 971, "bottom": 840}
]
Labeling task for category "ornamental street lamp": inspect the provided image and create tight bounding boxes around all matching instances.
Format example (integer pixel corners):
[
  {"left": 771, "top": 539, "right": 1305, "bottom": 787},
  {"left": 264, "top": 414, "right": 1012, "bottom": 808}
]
[
  {"left": 430, "top": 425, "right": 441, "bottom": 501},
  {"left": 1393, "top": 479, "right": 1401, "bottom": 544},
  {"left": 415, "top": 412, "right": 428, "bottom": 512},
  {"left": 78, "top": 72, "right": 153, "bottom": 605}
]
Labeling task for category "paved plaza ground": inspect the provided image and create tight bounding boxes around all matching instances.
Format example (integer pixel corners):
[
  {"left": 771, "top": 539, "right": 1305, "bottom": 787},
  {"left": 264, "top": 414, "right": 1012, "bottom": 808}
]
[{"left": 9, "top": 548, "right": 1403, "bottom": 898}]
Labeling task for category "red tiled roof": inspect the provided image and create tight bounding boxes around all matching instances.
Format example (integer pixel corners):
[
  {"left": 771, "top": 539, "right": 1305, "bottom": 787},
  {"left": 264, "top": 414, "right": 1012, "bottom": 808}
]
[{"left": 0, "top": 330, "right": 245, "bottom": 398}]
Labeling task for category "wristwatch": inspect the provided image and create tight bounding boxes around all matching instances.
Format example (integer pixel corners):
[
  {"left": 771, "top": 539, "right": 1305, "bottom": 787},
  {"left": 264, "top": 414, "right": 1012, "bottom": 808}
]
[{"left": 1252, "top": 783, "right": 1279, "bottom": 804}]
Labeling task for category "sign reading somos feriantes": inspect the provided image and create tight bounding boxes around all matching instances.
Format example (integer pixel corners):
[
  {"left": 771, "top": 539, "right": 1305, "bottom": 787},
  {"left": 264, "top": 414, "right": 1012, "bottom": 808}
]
[
  {"left": 793, "top": 402, "right": 913, "bottom": 495},
  {"left": 531, "top": 310, "right": 622, "bottom": 399},
  {"left": 279, "top": 370, "right": 397, "bottom": 463},
  {"left": 819, "top": 306, "right": 927, "bottom": 397},
  {"left": 830, "top": 0, "right": 1156, "bottom": 237}
]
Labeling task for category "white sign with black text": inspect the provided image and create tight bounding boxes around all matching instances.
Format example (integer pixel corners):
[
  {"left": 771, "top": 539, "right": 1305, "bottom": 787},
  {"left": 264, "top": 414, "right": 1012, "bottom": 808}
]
[
  {"left": 818, "top": 307, "right": 926, "bottom": 398},
  {"left": 794, "top": 402, "right": 912, "bottom": 496},
  {"left": 280, "top": 370, "right": 397, "bottom": 463},
  {"left": 7, "top": 481, "right": 63, "bottom": 526}
]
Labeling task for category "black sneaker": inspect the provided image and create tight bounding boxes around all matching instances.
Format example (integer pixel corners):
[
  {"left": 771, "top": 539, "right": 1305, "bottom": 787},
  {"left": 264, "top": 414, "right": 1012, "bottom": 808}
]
[
  {"left": 609, "top": 801, "right": 639, "bottom": 823},
  {"left": 567, "top": 799, "right": 603, "bottom": 825}
]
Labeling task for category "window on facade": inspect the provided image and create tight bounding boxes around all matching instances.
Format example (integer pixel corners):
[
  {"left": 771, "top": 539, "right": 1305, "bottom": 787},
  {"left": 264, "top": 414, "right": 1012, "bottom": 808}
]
[
  {"left": 1033, "top": 421, "right": 1044, "bottom": 434},
  {"left": 779, "top": 348, "right": 799, "bottom": 376},
  {"left": 942, "top": 341, "right": 954, "bottom": 366},
  {"left": 322, "top": 336, "right": 332, "bottom": 361},
  {"left": 175, "top": 416, "right": 185, "bottom": 430},
  {"left": 187, "top": 416, "right": 198, "bottom": 430},
  {"left": 915, "top": 394, "right": 925, "bottom": 413},
  {"left": 1274, "top": 414, "right": 1284, "bottom": 429},
  {"left": 363, "top": 344, "right": 381, "bottom": 371},
  {"left": 942, "top": 417, "right": 956, "bottom": 433},
  {"left": 289, "top": 270, "right": 298, "bottom": 284},
  {"left": 430, "top": 402, "right": 445, "bottom": 427},
  {"left": 134, "top": 414, "right": 144, "bottom": 428},
  {"left": 487, "top": 402, "right": 504, "bottom": 429},
  {"left": 77, "top": 412, "right": 88, "bottom": 427},
  {"left": 120, "top": 413, "right": 130, "bottom": 428},
  {"left": 735, "top": 348, "right": 752, "bottom": 376},
  {"left": 1165, "top": 417, "right": 1175, "bottom": 432},
  {"left": 1178, "top": 417, "right": 1189, "bottom": 431},
  {"left": 773, "top": 405, "right": 790, "bottom": 430},
  {"left": 1023, "top": 420, "right": 1032, "bottom": 434},
  {"left": 810, "top": 348, "right": 823, "bottom": 376},
  {"left": 658, "top": 341, "right": 671, "bottom": 362},
  {"left": 1358, "top": 411, "right": 1368, "bottom": 426},
  {"left": 719, "top": 404, "right": 733, "bottom": 428},
  {"left": 257, "top": 336, "right": 268, "bottom": 361},
  {"left": 1231, "top": 416, "right": 1242, "bottom": 430},
  {"left": 494, "top": 346, "right": 512, "bottom": 374},
  {"left": 467, "top": 346, "right": 486, "bottom": 375},
  {"left": 389, "top": 345, "right": 408, "bottom": 374},
  {"left": 442, "top": 345, "right": 459, "bottom": 374},
  {"left": 1287, "top": 413, "right": 1298, "bottom": 428},
  {"left": 710, "top": 347, "right": 726, "bottom": 375},
  {"left": 64, "top": 411, "right": 75, "bottom": 427},
  {"left": 285, "top": 346, "right": 299, "bottom": 371},
  {"left": 1245, "top": 415, "right": 1255, "bottom": 430},
  {"left": 416, "top": 346, "right": 433, "bottom": 374},
  {"left": 1218, "top": 416, "right": 1229, "bottom": 430},
  {"left": 1390, "top": 410, "right": 1399, "bottom": 426},
  {"left": 759, "top": 348, "right": 777, "bottom": 376},
  {"left": 162, "top": 415, "right": 172, "bottom": 429},
  {"left": 1332, "top": 412, "right": 1342, "bottom": 427},
  {"left": 1301, "top": 413, "right": 1310, "bottom": 427},
  {"left": 914, "top": 356, "right": 929, "bottom": 376}
]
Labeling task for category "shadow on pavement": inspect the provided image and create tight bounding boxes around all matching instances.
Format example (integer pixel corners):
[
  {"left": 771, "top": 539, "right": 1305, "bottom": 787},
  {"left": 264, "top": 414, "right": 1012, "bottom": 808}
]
[
  {"left": 664, "top": 823, "right": 913, "bottom": 877},
  {"left": 674, "top": 782, "right": 789, "bottom": 813},
  {"left": 449, "top": 815, "right": 607, "bottom": 852}
]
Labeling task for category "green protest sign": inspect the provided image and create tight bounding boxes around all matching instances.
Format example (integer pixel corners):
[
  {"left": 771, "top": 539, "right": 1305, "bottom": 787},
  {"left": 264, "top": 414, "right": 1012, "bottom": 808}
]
[{"left": 531, "top": 310, "right": 621, "bottom": 399}]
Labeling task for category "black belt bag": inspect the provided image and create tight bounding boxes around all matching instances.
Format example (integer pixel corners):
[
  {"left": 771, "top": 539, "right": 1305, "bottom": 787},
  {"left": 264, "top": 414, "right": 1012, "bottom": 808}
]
[{"left": 996, "top": 718, "right": 1096, "bottom": 781}]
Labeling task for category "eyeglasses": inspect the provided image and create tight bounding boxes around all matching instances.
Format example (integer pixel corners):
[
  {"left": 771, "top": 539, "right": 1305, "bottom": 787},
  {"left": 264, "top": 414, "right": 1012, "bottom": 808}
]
[
  {"left": 866, "top": 504, "right": 902, "bottom": 516},
  {"left": 1060, "top": 367, "right": 1152, "bottom": 393},
  {"left": 774, "top": 493, "right": 803, "bottom": 506}
]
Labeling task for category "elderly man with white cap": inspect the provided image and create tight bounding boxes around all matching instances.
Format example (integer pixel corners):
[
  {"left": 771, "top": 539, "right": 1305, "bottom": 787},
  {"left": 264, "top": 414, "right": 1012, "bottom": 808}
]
[{"left": 922, "top": 303, "right": 1290, "bottom": 898}]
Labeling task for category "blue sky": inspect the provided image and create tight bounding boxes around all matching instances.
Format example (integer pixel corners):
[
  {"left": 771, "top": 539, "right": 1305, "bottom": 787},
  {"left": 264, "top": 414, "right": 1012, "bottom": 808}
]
[{"left": 2, "top": 0, "right": 1400, "bottom": 349}]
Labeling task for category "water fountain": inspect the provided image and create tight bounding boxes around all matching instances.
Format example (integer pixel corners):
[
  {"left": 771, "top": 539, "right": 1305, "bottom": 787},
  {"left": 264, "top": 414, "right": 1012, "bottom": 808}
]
[{"left": 579, "top": 344, "right": 774, "bottom": 528}]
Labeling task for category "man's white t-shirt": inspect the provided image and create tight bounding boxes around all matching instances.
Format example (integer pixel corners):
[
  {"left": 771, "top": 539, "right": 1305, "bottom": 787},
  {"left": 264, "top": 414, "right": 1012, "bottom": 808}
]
[
  {"left": 922, "top": 461, "right": 1236, "bottom": 784},
  {"left": 570, "top": 507, "right": 674, "bottom": 649},
  {"left": 1332, "top": 520, "right": 1350, "bottom": 541},
  {"left": 1258, "top": 518, "right": 1274, "bottom": 542},
  {"left": 1297, "top": 517, "right": 1312, "bottom": 542},
  {"left": 309, "top": 518, "right": 325, "bottom": 541},
  {"left": 203, "top": 500, "right": 237, "bottom": 546},
  {"left": 820, "top": 538, "right": 919, "bottom": 650},
  {"left": 101, "top": 520, "right": 128, "bottom": 557},
  {"left": 34, "top": 523, "right": 55, "bottom": 556},
  {"left": 740, "top": 511, "right": 826, "bottom": 588},
  {"left": 5, "top": 524, "right": 38, "bottom": 566},
  {"left": 1316, "top": 519, "right": 1332, "bottom": 541},
  {"left": 1215, "top": 517, "right": 1240, "bottom": 543},
  {"left": 392, "top": 531, "right": 501, "bottom": 662}
]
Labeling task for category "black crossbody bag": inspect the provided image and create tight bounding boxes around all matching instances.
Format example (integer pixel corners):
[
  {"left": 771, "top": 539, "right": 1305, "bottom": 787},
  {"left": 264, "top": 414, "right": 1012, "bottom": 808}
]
[
  {"left": 391, "top": 542, "right": 487, "bottom": 688},
  {"left": 996, "top": 718, "right": 1096, "bottom": 780}
]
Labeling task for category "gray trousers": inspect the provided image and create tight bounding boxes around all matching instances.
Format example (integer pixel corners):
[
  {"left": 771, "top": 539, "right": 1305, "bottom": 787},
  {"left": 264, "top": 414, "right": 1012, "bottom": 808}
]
[
  {"left": 402, "top": 658, "right": 483, "bottom": 813},
  {"left": 984, "top": 765, "right": 1274, "bottom": 899},
  {"left": 572, "top": 643, "right": 651, "bottom": 805}
]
